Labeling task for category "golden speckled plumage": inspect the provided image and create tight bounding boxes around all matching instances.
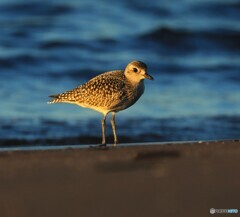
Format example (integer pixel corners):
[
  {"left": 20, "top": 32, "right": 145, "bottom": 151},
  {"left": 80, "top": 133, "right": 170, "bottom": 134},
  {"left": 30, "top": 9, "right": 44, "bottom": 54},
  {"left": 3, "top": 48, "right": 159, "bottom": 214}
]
[{"left": 48, "top": 60, "right": 153, "bottom": 146}]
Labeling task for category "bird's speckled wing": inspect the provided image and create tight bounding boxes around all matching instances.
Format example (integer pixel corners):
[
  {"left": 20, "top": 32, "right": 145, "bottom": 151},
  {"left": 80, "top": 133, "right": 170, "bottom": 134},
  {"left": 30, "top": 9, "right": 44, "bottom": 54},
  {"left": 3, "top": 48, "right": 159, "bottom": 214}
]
[{"left": 48, "top": 70, "right": 128, "bottom": 109}]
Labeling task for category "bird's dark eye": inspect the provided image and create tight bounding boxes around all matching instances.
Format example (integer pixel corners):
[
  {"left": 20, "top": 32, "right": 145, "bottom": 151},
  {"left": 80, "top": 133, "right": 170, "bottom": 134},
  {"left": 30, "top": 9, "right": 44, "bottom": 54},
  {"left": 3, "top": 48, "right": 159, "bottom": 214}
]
[{"left": 133, "top": 67, "right": 138, "bottom": 72}]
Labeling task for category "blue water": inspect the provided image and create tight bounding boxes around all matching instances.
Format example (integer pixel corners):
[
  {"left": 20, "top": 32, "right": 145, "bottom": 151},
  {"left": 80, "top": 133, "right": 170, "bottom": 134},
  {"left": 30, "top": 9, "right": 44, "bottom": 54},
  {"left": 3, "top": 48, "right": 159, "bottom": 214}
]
[{"left": 0, "top": 0, "right": 239, "bottom": 146}]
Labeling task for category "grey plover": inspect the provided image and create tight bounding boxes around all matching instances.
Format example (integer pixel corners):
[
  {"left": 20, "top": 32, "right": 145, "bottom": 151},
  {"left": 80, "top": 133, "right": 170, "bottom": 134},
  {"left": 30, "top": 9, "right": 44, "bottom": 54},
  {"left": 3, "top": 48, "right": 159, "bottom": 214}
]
[{"left": 48, "top": 60, "right": 153, "bottom": 147}]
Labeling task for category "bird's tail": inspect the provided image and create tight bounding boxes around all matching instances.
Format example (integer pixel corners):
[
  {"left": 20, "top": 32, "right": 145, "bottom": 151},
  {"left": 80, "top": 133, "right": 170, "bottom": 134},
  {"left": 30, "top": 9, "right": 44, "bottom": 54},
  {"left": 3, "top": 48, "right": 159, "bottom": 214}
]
[{"left": 47, "top": 94, "right": 62, "bottom": 104}]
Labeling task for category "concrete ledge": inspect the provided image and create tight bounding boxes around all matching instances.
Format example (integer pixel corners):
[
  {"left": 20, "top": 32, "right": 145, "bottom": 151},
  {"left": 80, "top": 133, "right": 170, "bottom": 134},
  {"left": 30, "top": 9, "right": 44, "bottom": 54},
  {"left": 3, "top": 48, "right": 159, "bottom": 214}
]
[{"left": 0, "top": 139, "right": 239, "bottom": 217}]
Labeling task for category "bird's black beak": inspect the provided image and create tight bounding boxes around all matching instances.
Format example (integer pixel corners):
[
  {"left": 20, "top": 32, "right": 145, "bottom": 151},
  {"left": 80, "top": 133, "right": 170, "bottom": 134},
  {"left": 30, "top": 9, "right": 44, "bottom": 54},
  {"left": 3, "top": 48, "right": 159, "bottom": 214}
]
[{"left": 144, "top": 73, "right": 154, "bottom": 80}]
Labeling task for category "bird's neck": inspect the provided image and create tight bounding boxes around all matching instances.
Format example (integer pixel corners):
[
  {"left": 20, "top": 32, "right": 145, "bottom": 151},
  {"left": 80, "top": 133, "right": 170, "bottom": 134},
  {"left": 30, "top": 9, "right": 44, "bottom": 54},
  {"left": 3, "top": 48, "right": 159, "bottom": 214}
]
[
  {"left": 128, "top": 78, "right": 145, "bottom": 95},
  {"left": 125, "top": 73, "right": 143, "bottom": 85}
]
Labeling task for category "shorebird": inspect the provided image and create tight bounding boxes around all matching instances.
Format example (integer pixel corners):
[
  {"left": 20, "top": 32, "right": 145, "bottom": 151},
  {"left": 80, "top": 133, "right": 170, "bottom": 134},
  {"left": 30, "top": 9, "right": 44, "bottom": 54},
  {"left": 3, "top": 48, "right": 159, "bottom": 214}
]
[{"left": 48, "top": 60, "right": 153, "bottom": 147}]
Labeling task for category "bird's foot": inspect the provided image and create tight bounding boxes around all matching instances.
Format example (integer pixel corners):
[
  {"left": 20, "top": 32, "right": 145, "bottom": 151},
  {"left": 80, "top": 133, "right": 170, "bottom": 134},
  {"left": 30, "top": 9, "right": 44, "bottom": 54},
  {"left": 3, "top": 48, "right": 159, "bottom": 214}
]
[
  {"left": 112, "top": 142, "right": 118, "bottom": 148},
  {"left": 89, "top": 143, "right": 109, "bottom": 150},
  {"left": 112, "top": 139, "right": 118, "bottom": 147}
]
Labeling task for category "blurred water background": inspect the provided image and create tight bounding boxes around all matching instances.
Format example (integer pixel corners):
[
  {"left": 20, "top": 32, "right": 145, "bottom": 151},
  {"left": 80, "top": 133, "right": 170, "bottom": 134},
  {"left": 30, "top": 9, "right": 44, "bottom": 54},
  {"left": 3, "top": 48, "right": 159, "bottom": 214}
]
[{"left": 0, "top": 0, "right": 239, "bottom": 147}]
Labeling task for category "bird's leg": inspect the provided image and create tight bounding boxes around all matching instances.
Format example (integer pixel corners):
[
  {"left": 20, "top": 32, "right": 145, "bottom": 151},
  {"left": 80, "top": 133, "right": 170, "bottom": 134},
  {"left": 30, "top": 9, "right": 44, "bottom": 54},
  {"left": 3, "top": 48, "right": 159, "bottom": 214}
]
[
  {"left": 101, "top": 114, "right": 107, "bottom": 146},
  {"left": 111, "top": 112, "right": 118, "bottom": 146}
]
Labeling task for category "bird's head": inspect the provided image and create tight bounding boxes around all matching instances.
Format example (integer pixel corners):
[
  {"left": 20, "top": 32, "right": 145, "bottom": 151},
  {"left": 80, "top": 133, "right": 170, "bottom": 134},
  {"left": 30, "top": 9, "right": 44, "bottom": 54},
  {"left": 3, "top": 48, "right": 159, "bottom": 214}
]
[{"left": 124, "top": 61, "right": 154, "bottom": 83}]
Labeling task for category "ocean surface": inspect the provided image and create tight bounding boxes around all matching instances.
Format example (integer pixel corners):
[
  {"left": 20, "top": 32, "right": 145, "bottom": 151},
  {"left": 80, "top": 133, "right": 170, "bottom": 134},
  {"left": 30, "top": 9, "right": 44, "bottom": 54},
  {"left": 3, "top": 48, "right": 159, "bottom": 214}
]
[{"left": 0, "top": 0, "right": 239, "bottom": 147}]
